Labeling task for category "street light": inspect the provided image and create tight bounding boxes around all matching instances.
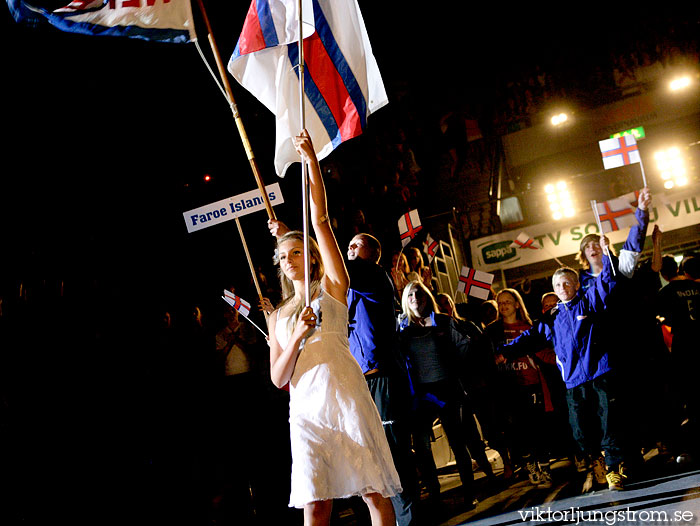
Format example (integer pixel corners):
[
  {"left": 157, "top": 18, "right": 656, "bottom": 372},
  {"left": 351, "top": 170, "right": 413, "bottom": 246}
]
[
  {"left": 669, "top": 75, "right": 691, "bottom": 91},
  {"left": 545, "top": 181, "right": 575, "bottom": 220},
  {"left": 551, "top": 113, "right": 568, "bottom": 126},
  {"left": 654, "top": 147, "right": 687, "bottom": 189}
]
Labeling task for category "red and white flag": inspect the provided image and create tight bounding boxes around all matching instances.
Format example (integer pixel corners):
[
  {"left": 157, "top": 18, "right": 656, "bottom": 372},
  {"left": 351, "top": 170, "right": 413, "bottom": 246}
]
[
  {"left": 222, "top": 290, "right": 252, "bottom": 317},
  {"left": 457, "top": 266, "right": 494, "bottom": 300},
  {"left": 422, "top": 233, "right": 439, "bottom": 263},
  {"left": 593, "top": 197, "right": 637, "bottom": 233},
  {"left": 228, "top": 0, "right": 388, "bottom": 177},
  {"left": 509, "top": 232, "right": 539, "bottom": 250},
  {"left": 599, "top": 135, "right": 641, "bottom": 170},
  {"left": 398, "top": 209, "right": 422, "bottom": 247}
]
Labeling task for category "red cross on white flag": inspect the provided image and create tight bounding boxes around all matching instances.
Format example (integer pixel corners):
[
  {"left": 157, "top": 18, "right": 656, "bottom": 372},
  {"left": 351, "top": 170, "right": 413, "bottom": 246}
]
[
  {"left": 222, "top": 289, "right": 252, "bottom": 317},
  {"left": 398, "top": 209, "right": 422, "bottom": 247},
  {"left": 599, "top": 135, "right": 641, "bottom": 170},
  {"left": 594, "top": 197, "right": 637, "bottom": 233},
  {"left": 509, "top": 232, "right": 539, "bottom": 250},
  {"left": 423, "top": 234, "right": 439, "bottom": 263},
  {"left": 456, "top": 266, "right": 494, "bottom": 300}
]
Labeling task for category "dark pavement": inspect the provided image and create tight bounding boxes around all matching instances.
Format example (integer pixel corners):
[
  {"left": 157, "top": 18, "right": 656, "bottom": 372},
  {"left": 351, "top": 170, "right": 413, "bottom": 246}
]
[{"left": 336, "top": 449, "right": 700, "bottom": 526}]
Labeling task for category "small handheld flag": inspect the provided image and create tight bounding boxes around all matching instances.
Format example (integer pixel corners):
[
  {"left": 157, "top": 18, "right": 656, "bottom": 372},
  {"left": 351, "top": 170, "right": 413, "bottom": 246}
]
[
  {"left": 398, "top": 210, "right": 422, "bottom": 247},
  {"left": 457, "top": 266, "right": 494, "bottom": 300},
  {"left": 599, "top": 136, "right": 640, "bottom": 170},
  {"left": 510, "top": 232, "right": 539, "bottom": 250},
  {"left": 222, "top": 290, "right": 268, "bottom": 338},
  {"left": 223, "top": 289, "right": 252, "bottom": 317},
  {"left": 599, "top": 134, "right": 647, "bottom": 187},
  {"left": 423, "top": 234, "right": 439, "bottom": 263},
  {"left": 593, "top": 197, "right": 637, "bottom": 234}
]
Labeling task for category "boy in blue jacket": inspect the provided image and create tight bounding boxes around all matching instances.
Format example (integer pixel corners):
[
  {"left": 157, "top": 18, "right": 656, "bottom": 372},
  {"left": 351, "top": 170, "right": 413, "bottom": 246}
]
[{"left": 500, "top": 234, "right": 628, "bottom": 491}]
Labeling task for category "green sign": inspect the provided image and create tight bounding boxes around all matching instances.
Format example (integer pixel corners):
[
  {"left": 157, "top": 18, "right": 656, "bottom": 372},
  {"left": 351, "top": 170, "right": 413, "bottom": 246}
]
[
  {"left": 481, "top": 240, "right": 517, "bottom": 264},
  {"left": 611, "top": 126, "right": 645, "bottom": 140}
]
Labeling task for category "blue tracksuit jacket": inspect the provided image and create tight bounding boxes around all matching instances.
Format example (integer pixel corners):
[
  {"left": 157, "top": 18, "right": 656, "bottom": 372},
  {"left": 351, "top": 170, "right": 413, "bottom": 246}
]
[{"left": 503, "top": 254, "right": 618, "bottom": 389}]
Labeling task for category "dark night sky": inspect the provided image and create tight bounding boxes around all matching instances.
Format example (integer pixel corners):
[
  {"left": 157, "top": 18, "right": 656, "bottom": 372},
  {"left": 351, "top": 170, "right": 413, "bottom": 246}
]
[{"left": 2, "top": 2, "right": 697, "bottom": 308}]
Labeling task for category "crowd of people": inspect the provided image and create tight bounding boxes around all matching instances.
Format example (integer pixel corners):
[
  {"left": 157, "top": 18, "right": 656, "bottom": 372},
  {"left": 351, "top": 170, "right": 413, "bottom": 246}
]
[{"left": 136, "top": 168, "right": 698, "bottom": 525}]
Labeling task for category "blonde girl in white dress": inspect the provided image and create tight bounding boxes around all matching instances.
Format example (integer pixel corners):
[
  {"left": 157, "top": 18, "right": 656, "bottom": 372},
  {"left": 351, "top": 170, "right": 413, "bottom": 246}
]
[{"left": 267, "top": 131, "right": 401, "bottom": 526}]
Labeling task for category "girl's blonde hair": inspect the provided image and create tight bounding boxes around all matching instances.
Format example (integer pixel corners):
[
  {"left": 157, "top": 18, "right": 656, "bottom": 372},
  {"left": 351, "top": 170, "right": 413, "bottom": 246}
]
[
  {"left": 495, "top": 288, "right": 533, "bottom": 325},
  {"left": 400, "top": 280, "right": 438, "bottom": 325},
  {"left": 274, "top": 231, "right": 324, "bottom": 335}
]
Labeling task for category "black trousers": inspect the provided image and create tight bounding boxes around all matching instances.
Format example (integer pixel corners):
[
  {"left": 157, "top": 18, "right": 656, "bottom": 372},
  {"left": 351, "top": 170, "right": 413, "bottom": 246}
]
[
  {"left": 366, "top": 373, "right": 420, "bottom": 526},
  {"left": 565, "top": 373, "right": 624, "bottom": 469},
  {"left": 412, "top": 380, "right": 490, "bottom": 501}
]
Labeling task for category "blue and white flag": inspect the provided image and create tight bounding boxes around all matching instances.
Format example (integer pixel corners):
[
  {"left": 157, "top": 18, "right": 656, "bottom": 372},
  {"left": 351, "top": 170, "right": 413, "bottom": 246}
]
[
  {"left": 228, "top": 0, "right": 387, "bottom": 177},
  {"left": 6, "top": 0, "right": 196, "bottom": 43}
]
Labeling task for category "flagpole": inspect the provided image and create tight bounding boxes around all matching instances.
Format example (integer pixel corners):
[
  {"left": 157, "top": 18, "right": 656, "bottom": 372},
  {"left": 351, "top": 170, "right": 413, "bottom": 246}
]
[
  {"left": 297, "top": 0, "right": 311, "bottom": 307},
  {"left": 590, "top": 200, "right": 616, "bottom": 276},
  {"left": 233, "top": 216, "right": 266, "bottom": 316},
  {"left": 639, "top": 158, "right": 648, "bottom": 188},
  {"left": 221, "top": 296, "right": 268, "bottom": 338},
  {"left": 195, "top": 0, "right": 276, "bottom": 221}
]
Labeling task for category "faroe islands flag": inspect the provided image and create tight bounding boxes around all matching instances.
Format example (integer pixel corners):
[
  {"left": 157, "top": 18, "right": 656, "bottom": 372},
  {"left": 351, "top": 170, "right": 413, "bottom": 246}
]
[{"left": 228, "top": 0, "right": 388, "bottom": 177}]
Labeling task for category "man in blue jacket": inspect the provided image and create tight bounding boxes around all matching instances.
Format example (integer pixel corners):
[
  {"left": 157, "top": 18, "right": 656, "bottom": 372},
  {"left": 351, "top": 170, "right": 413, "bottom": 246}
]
[
  {"left": 501, "top": 235, "right": 629, "bottom": 491},
  {"left": 346, "top": 233, "right": 420, "bottom": 526}
]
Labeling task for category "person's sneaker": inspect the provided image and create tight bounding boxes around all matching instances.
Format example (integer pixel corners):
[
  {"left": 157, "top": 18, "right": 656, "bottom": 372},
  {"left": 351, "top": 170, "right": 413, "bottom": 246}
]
[
  {"left": 606, "top": 469, "right": 624, "bottom": 491},
  {"left": 592, "top": 456, "right": 607, "bottom": 485},
  {"left": 526, "top": 460, "right": 542, "bottom": 485},
  {"left": 538, "top": 468, "right": 553, "bottom": 489}
]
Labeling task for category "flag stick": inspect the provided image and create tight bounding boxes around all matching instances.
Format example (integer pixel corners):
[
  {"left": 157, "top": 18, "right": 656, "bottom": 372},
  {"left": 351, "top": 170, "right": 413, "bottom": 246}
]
[
  {"left": 195, "top": 0, "right": 276, "bottom": 221},
  {"left": 639, "top": 158, "right": 648, "bottom": 188},
  {"left": 221, "top": 297, "right": 268, "bottom": 338},
  {"left": 233, "top": 216, "right": 265, "bottom": 315},
  {"left": 590, "top": 200, "right": 616, "bottom": 276},
  {"left": 297, "top": 0, "right": 311, "bottom": 307}
]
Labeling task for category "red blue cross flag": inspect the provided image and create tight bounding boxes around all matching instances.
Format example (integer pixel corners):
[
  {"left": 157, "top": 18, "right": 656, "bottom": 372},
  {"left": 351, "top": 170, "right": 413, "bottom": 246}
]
[
  {"left": 509, "top": 232, "right": 539, "bottom": 250},
  {"left": 422, "top": 233, "right": 439, "bottom": 263},
  {"left": 599, "top": 135, "right": 641, "bottom": 170},
  {"left": 6, "top": 0, "right": 196, "bottom": 43},
  {"left": 222, "top": 289, "right": 252, "bottom": 317},
  {"left": 228, "top": 0, "right": 388, "bottom": 177},
  {"left": 457, "top": 266, "right": 494, "bottom": 301},
  {"left": 593, "top": 196, "right": 637, "bottom": 233},
  {"left": 398, "top": 209, "right": 422, "bottom": 248}
]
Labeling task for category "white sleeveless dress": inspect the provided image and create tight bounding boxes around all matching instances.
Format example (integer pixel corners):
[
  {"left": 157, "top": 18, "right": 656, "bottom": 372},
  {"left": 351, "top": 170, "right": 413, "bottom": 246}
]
[{"left": 275, "top": 290, "right": 402, "bottom": 508}]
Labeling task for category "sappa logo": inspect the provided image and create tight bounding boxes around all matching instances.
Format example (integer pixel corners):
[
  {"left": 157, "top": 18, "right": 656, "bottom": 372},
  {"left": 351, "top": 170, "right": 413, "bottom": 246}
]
[{"left": 482, "top": 241, "right": 517, "bottom": 264}]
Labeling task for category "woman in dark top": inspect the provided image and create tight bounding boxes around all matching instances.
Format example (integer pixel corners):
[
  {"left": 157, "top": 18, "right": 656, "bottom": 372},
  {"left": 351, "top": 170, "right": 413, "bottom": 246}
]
[{"left": 398, "top": 280, "right": 492, "bottom": 512}]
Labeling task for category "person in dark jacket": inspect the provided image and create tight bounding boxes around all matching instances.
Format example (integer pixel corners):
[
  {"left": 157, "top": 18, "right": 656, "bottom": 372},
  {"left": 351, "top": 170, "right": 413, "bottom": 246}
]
[
  {"left": 501, "top": 235, "right": 629, "bottom": 491},
  {"left": 346, "top": 233, "right": 420, "bottom": 526},
  {"left": 398, "top": 280, "right": 491, "bottom": 512}
]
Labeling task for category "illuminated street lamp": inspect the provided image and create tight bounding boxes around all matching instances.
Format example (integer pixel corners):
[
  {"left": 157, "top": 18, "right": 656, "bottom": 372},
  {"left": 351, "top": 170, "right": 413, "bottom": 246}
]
[
  {"left": 654, "top": 147, "right": 687, "bottom": 189},
  {"left": 550, "top": 113, "right": 568, "bottom": 126},
  {"left": 669, "top": 75, "right": 691, "bottom": 91},
  {"left": 545, "top": 181, "right": 575, "bottom": 220}
]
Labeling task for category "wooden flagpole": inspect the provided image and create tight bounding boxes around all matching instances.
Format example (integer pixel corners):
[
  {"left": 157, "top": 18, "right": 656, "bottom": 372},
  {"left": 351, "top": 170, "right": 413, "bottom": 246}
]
[
  {"left": 195, "top": 0, "right": 275, "bottom": 309},
  {"left": 195, "top": 0, "right": 276, "bottom": 221}
]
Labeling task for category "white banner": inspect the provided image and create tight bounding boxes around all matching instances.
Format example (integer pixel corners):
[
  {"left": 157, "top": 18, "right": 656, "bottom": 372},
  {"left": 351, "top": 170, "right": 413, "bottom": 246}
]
[
  {"left": 471, "top": 185, "right": 700, "bottom": 272},
  {"left": 183, "top": 183, "right": 284, "bottom": 233}
]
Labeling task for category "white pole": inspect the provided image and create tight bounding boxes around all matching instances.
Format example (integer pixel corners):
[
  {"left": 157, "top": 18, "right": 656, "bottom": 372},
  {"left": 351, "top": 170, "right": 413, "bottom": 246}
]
[
  {"left": 297, "top": 0, "right": 311, "bottom": 307},
  {"left": 590, "top": 200, "right": 616, "bottom": 276}
]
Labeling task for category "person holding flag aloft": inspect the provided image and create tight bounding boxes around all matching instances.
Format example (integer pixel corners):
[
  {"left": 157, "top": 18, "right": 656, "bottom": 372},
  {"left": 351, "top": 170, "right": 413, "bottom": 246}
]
[
  {"left": 498, "top": 234, "right": 630, "bottom": 492},
  {"left": 577, "top": 187, "right": 660, "bottom": 480},
  {"left": 267, "top": 131, "right": 400, "bottom": 525},
  {"left": 576, "top": 187, "right": 652, "bottom": 289}
]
